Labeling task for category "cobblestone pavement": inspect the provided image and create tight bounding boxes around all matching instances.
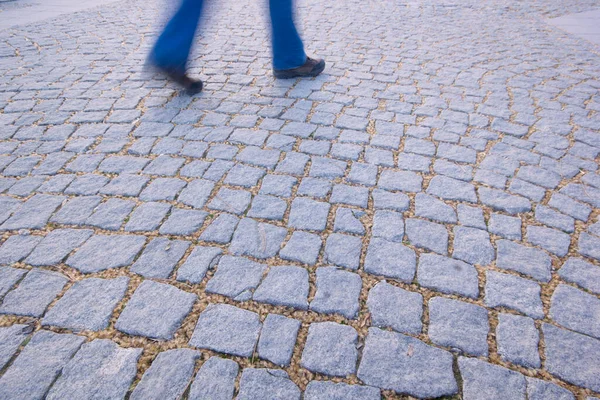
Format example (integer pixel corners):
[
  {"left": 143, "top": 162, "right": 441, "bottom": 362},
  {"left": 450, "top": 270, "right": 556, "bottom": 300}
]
[{"left": 1, "top": 0, "right": 600, "bottom": 398}]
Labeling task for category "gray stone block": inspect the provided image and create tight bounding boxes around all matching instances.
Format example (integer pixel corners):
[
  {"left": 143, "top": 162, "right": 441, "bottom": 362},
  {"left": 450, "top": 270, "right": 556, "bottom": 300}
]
[
  {"left": 131, "top": 349, "right": 200, "bottom": 400},
  {"left": 125, "top": 202, "right": 171, "bottom": 232},
  {"left": 526, "top": 377, "right": 574, "bottom": 400},
  {"left": 229, "top": 218, "right": 287, "bottom": 259},
  {"left": 543, "top": 324, "right": 600, "bottom": 392},
  {"left": 301, "top": 321, "right": 358, "bottom": 377},
  {"left": 367, "top": 281, "right": 422, "bottom": 334},
  {"left": 578, "top": 232, "right": 600, "bottom": 261},
  {"left": 406, "top": 218, "right": 448, "bottom": 255},
  {"left": 237, "top": 368, "right": 301, "bottom": 400},
  {"left": 488, "top": 213, "right": 522, "bottom": 240},
  {"left": 496, "top": 240, "right": 551, "bottom": 282},
  {"left": 378, "top": 170, "right": 422, "bottom": 192},
  {"left": 0, "top": 324, "right": 29, "bottom": 370},
  {"left": 247, "top": 195, "right": 287, "bottom": 221},
  {"left": 257, "top": 314, "right": 301, "bottom": 367},
  {"left": 558, "top": 257, "right": 600, "bottom": 295},
  {"left": 67, "top": 234, "right": 146, "bottom": 273},
  {"left": 42, "top": 276, "right": 128, "bottom": 332},
  {"left": 116, "top": 280, "right": 196, "bottom": 340},
  {"left": 140, "top": 178, "right": 187, "bottom": 201},
  {"left": 457, "top": 204, "right": 486, "bottom": 229},
  {"left": 497, "top": 313, "right": 540, "bottom": 368},
  {"left": 527, "top": 225, "right": 570, "bottom": 257},
  {"left": 297, "top": 177, "right": 332, "bottom": 199},
  {"left": 417, "top": 253, "right": 479, "bottom": 298},
  {"left": 189, "top": 357, "right": 239, "bottom": 400},
  {"left": 364, "top": 238, "right": 416, "bottom": 282},
  {"left": 159, "top": 208, "right": 208, "bottom": 235},
  {"left": 372, "top": 210, "right": 404, "bottom": 242},
  {"left": 324, "top": 233, "right": 362, "bottom": 270},
  {"left": 176, "top": 246, "right": 222, "bottom": 284},
  {"left": 330, "top": 184, "right": 369, "bottom": 207},
  {"left": 50, "top": 196, "right": 102, "bottom": 226},
  {"left": 415, "top": 193, "right": 457, "bottom": 223},
  {"left": 478, "top": 187, "right": 531, "bottom": 214},
  {"left": 259, "top": 174, "right": 297, "bottom": 197},
  {"left": 0, "top": 266, "right": 27, "bottom": 299},
  {"left": 429, "top": 297, "right": 489, "bottom": 356},
  {"left": 550, "top": 284, "right": 600, "bottom": 339},
  {"left": 426, "top": 175, "right": 477, "bottom": 202},
  {"left": 46, "top": 339, "right": 142, "bottom": 400},
  {"left": 131, "top": 237, "right": 190, "bottom": 279},
  {"left": 0, "top": 234, "right": 42, "bottom": 265},
  {"left": 333, "top": 207, "right": 365, "bottom": 235},
  {"left": 459, "top": 357, "right": 526, "bottom": 400},
  {"left": 372, "top": 188, "right": 410, "bottom": 211},
  {"left": 0, "top": 269, "right": 67, "bottom": 317},
  {"left": 485, "top": 271, "right": 544, "bottom": 319},
  {"left": 206, "top": 255, "right": 267, "bottom": 301},
  {"left": 279, "top": 231, "right": 322, "bottom": 265},
  {"left": 288, "top": 197, "right": 330, "bottom": 231},
  {"left": 304, "top": 381, "right": 380, "bottom": 400},
  {"left": 357, "top": 328, "right": 457, "bottom": 398},
  {"left": 0, "top": 194, "right": 65, "bottom": 230},
  {"left": 208, "top": 187, "right": 252, "bottom": 215},
  {"left": 25, "top": 228, "right": 92, "bottom": 266},
  {"left": 178, "top": 179, "right": 214, "bottom": 208},
  {"left": 453, "top": 226, "right": 494, "bottom": 265},
  {"left": 535, "top": 205, "right": 574, "bottom": 233},
  {"left": 189, "top": 304, "right": 261, "bottom": 357},
  {"left": 310, "top": 267, "right": 362, "bottom": 319},
  {"left": 0, "top": 330, "right": 85, "bottom": 400},
  {"left": 254, "top": 265, "right": 309, "bottom": 309}
]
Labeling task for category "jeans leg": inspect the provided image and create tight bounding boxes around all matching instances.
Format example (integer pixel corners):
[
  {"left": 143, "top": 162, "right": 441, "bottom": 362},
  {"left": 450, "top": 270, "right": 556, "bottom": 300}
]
[
  {"left": 150, "top": 0, "right": 204, "bottom": 73},
  {"left": 269, "top": 0, "right": 307, "bottom": 70}
]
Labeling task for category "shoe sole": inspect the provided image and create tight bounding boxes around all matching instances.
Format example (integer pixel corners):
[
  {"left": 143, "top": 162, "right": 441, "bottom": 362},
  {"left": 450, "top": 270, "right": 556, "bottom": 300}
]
[{"left": 273, "top": 61, "right": 326, "bottom": 79}]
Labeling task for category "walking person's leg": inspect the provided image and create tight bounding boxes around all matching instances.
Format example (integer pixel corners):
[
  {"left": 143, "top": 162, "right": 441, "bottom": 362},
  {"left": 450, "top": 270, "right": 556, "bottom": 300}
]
[
  {"left": 269, "top": 0, "right": 325, "bottom": 78},
  {"left": 148, "top": 0, "right": 205, "bottom": 93}
]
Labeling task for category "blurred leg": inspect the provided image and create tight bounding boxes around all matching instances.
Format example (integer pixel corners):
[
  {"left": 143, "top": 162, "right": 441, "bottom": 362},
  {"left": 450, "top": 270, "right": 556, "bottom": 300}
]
[
  {"left": 269, "top": 0, "right": 306, "bottom": 70},
  {"left": 150, "top": 0, "right": 204, "bottom": 74}
]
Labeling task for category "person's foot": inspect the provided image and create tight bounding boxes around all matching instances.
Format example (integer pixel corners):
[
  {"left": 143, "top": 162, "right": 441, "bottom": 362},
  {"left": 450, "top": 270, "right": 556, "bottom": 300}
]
[
  {"left": 147, "top": 62, "right": 203, "bottom": 95},
  {"left": 273, "top": 57, "right": 325, "bottom": 79}
]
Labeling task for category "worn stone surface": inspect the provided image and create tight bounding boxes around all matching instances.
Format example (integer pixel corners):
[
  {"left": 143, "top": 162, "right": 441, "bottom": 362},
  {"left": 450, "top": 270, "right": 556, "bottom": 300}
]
[
  {"left": 558, "top": 257, "right": 600, "bottom": 295},
  {"left": 526, "top": 377, "right": 575, "bottom": 400},
  {"left": 66, "top": 234, "right": 146, "bottom": 273},
  {"left": 0, "top": 324, "right": 29, "bottom": 370},
  {"left": 550, "top": 284, "right": 600, "bottom": 339},
  {"left": 0, "top": 266, "right": 27, "bottom": 298},
  {"left": 367, "top": 281, "right": 423, "bottom": 334},
  {"left": 116, "top": 280, "right": 196, "bottom": 340},
  {"left": 496, "top": 240, "right": 552, "bottom": 282},
  {"left": 42, "top": 276, "right": 129, "bottom": 331},
  {"left": 189, "top": 357, "right": 239, "bottom": 400},
  {"left": 429, "top": 297, "right": 490, "bottom": 356},
  {"left": 176, "top": 246, "right": 222, "bottom": 284},
  {"left": 357, "top": 328, "right": 457, "bottom": 398},
  {"left": 0, "top": 269, "right": 68, "bottom": 317},
  {"left": 206, "top": 255, "right": 267, "bottom": 301},
  {"left": 485, "top": 271, "right": 544, "bottom": 319},
  {"left": 190, "top": 304, "right": 261, "bottom": 357},
  {"left": 417, "top": 253, "right": 479, "bottom": 298},
  {"left": 46, "top": 339, "right": 142, "bottom": 400},
  {"left": 131, "top": 349, "right": 200, "bottom": 400},
  {"left": 310, "top": 267, "right": 362, "bottom": 319},
  {"left": 0, "top": 330, "right": 85, "bottom": 400},
  {"left": 237, "top": 368, "right": 301, "bottom": 400},
  {"left": 253, "top": 265, "right": 309, "bottom": 309},
  {"left": 304, "top": 381, "right": 380, "bottom": 400},
  {"left": 130, "top": 237, "right": 190, "bottom": 279},
  {"left": 496, "top": 313, "right": 541, "bottom": 368},
  {"left": 364, "top": 238, "right": 416, "bottom": 282},
  {"left": 301, "top": 321, "right": 358, "bottom": 377},
  {"left": 459, "top": 357, "right": 526, "bottom": 400},
  {"left": 257, "top": 314, "right": 301, "bottom": 367}
]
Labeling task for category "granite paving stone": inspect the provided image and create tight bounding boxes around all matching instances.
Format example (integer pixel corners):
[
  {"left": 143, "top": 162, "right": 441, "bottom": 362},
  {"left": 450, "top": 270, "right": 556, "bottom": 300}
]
[
  {"left": 459, "top": 357, "right": 526, "bottom": 400},
  {"left": 526, "top": 377, "right": 575, "bottom": 400},
  {"left": 257, "top": 314, "right": 301, "bottom": 367},
  {"left": 25, "top": 229, "right": 93, "bottom": 266},
  {"left": 310, "top": 267, "right": 362, "bottom": 319},
  {"left": 253, "top": 265, "right": 309, "bottom": 309},
  {"left": 496, "top": 313, "right": 541, "bottom": 368},
  {"left": 130, "top": 349, "right": 200, "bottom": 400},
  {"left": 188, "top": 357, "right": 239, "bottom": 400},
  {"left": 288, "top": 197, "right": 331, "bottom": 231},
  {"left": 125, "top": 202, "right": 171, "bottom": 231},
  {"left": 496, "top": 239, "right": 552, "bottom": 282},
  {"left": 304, "top": 381, "right": 380, "bottom": 400},
  {"left": 558, "top": 257, "right": 600, "bottom": 295},
  {"left": 237, "top": 369, "right": 301, "bottom": 400},
  {"left": 42, "top": 276, "right": 129, "bottom": 331},
  {"left": 527, "top": 225, "right": 571, "bottom": 257},
  {"left": 324, "top": 233, "right": 362, "bottom": 270},
  {"left": 159, "top": 208, "right": 208, "bottom": 235},
  {"left": 301, "top": 321, "right": 358, "bottom": 377},
  {"left": 116, "top": 280, "right": 196, "bottom": 340},
  {"left": 67, "top": 234, "right": 146, "bottom": 273},
  {"left": 358, "top": 328, "right": 457, "bottom": 398},
  {"left": 364, "top": 237, "right": 416, "bottom": 282},
  {"left": 189, "top": 303, "right": 261, "bottom": 357},
  {"left": 50, "top": 196, "right": 102, "bottom": 225},
  {"left": 0, "top": 331, "right": 85, "bottom": 400},
  {"left": 333, "top": 208, "right": 365, "bottom": 235},
  {"left": 229, "top": 218, "right": 287, "bottom": 259},
  {"left": 0, "top": 234, "right": 42, "bottom": 265},
  {"left": 578, "top": 232, "right": 600, "bottom": 261},
  {"left": 453, "top": 226, "right": 494, "bottom": 265},
  {"left": 488, "top": 213, "right": 522, "bottom": 240},
  {"left": 550, "top": 284, "right": 600, "bottom": 339},
  {"left": 46, "top": 339, "right": 142, "bottom": 400},
  {"left": 417, "top": 253, "right": 479, "bottom": 298},
  {"left": 206, "top": 255, "right": 267, "bottom": 301},
  {"left": 367, "top": 281, "right": 422, "bottom": 334},
  {"left": 485, "top": 271, "right": 544, "bottom": 319},
  {"left": 199, "top": 213, "right": 239, "bottom": 243},
  {"left": 247, "top": 195, "right": 287, "bottom": 221},
  {"left": 406, "top": 218, "right": 449, "bottom": 255},
  {"left": 429, "top": 297, "right": 489, "bottom": 356},
  {"left": 176, "top": 245, "right": 222, "bottom": 284},
  {"left": 543, "top": 324, "right": 600, "bottom": 392},
  {"left": 130, "top": 237, "right": 190, "bottom": 279},
  {"left": 0, "top": 269, "right": 68, "bottom": 317},
  {"left": 207, "top": 187, "right": 252, "bottom": 215},
  {"left": 0, "top": 324, "right": 30, "bottom": 370},
  {"left": 0, "top": 194, "right": 65, "bottom": 230}
]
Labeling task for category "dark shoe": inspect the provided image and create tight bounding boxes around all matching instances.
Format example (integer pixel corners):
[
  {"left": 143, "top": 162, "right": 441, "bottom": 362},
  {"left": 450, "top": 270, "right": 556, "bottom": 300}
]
[
  {"left": 162, "top": 68, "right": 203, "bottom": 95},
  {"left": 273, "top": 57, "right": 325, "bottom": 79}
]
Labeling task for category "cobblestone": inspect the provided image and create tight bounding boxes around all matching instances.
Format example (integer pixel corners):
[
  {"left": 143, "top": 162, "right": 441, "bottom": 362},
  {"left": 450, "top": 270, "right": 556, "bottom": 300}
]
[{"left": 300, "top": 321, "right": 358, "bottom": 377}]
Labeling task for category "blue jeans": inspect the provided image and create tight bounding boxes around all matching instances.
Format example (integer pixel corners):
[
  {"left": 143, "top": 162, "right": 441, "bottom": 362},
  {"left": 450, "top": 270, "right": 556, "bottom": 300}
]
[{"left": 151, "top": 0, "right": 307, "bottom": 73}]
